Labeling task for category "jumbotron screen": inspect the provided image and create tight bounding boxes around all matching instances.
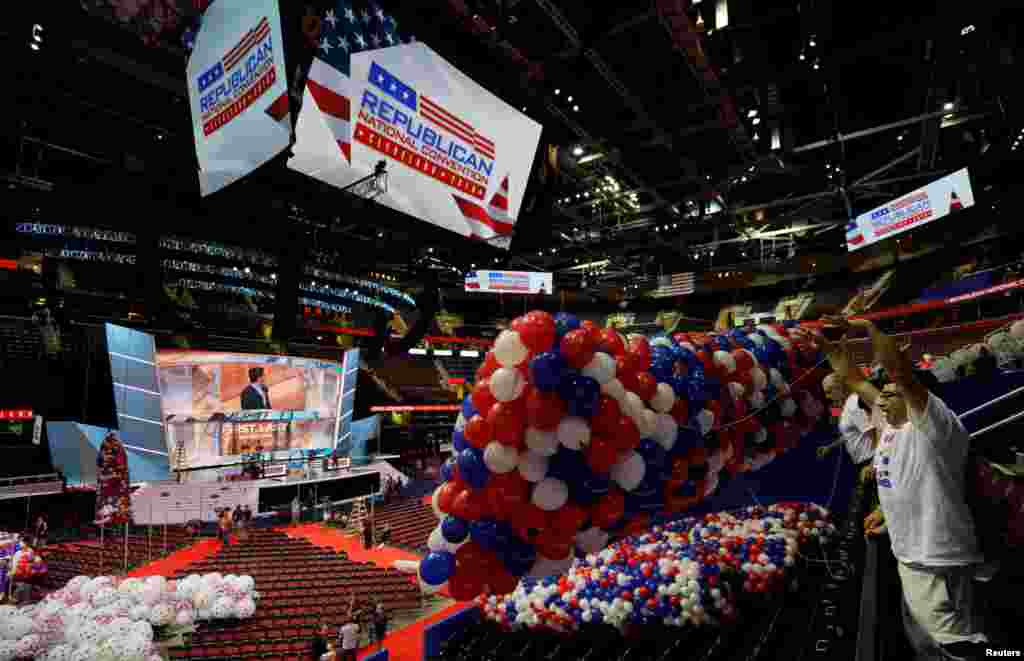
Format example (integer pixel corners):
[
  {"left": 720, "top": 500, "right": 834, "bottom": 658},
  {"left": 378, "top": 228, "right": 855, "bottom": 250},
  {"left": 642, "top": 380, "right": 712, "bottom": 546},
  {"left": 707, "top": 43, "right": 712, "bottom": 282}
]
[{"left": 157, "top": 351, "right": 344, "bottom": 467}]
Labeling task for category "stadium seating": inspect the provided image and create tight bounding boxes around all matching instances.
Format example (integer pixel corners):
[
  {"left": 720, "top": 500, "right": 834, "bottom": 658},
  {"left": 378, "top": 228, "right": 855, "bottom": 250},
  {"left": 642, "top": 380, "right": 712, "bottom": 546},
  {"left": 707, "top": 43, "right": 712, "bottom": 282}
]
[
  {"left": 370, "top": 498, "right": 437, "bottom": 554},
  {"left": 167, "top": 529, "right": 420, "bottom": 661}
]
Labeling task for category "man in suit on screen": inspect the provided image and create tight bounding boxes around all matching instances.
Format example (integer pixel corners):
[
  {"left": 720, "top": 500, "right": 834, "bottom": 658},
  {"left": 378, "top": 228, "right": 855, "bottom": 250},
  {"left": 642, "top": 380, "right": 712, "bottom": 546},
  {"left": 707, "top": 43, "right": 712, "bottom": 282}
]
[{"left": 240, "top": 367, "right": 272, "bottom": 410}]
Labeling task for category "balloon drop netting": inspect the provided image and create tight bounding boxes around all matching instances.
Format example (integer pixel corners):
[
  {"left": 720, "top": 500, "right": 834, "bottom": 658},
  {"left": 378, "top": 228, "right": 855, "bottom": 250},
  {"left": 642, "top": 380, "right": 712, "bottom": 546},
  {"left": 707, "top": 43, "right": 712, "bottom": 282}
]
[
  {"left": 0, "top": 573, "right": 258, "bottom": 661},
  {"left": 482, "top": 503, "right": 835, "bottom": 631},
  {"left": 418, "top": 311, "right": 831, "bottom": 599}
]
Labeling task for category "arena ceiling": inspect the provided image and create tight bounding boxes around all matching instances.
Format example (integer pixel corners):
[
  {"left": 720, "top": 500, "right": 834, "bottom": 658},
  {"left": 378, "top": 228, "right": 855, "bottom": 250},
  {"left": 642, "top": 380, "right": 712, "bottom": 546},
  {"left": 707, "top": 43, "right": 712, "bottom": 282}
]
[{"left": 5, "top": 1, "right": 1024, "bottom": 296}]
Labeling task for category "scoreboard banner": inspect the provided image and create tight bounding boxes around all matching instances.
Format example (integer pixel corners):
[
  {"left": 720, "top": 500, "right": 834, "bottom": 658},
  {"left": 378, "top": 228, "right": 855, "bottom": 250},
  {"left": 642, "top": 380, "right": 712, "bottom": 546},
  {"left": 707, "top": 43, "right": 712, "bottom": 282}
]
[
  {"left": 187, "top": 0, "right": 291, "bottom": 196},
  {"left": 464, "top": 270, "right": 553, "bottom": 294},
  {"left": 847, "top": 168, "right": 975, "bottom": 252}
]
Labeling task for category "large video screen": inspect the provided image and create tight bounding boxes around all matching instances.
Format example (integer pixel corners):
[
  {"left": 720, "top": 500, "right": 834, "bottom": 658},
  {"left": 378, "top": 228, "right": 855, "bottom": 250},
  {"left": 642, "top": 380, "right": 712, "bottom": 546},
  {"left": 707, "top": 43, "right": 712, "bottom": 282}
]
[
  {"left": 846, "top": 168, "right": 975, "bottom": 252},
  {"left": 187, "top": 0, "right": 291, "bottom": 196},
  {"left": 289, "top": 40, "right": 543, "bottom": 251},
  {"left": 157, "top": 351, "right": 343, "bottom": 467}
]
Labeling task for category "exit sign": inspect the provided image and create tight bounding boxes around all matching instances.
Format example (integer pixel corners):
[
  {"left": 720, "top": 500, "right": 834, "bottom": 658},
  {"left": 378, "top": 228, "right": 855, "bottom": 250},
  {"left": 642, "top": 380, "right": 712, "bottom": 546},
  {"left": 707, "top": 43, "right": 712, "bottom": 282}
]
[{"left": 0, "top": 410, "right": 33, "bottom": 420}]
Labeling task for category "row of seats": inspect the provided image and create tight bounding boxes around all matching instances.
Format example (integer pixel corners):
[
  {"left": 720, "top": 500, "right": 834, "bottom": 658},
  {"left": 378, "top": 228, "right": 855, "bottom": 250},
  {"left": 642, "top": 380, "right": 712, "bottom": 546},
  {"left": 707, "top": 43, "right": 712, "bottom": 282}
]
[
  {"left": 168, "top": 528, "right": 421, "bottom": 661},
  {"left": 370, "top": 498, "right": 438, "bottom": 553}
]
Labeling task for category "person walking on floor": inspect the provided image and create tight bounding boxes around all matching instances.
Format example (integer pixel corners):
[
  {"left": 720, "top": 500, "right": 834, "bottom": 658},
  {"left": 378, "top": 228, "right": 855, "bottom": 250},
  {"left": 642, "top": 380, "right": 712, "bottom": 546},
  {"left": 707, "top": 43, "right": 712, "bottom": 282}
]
[
  {"left": 362, "top": 517, "right": 373, "bottom": 549},
  {"left": 33, "top": 515, "right": 48, "bottom": 548},
  {"left": 291, "top": 495, "right": 301, "bottom": 527},
  {"left": 218, "top": 509, "right": 232, "bottom": 545},
  {"left": 372, "top": 601, "right": 389, "bottom": 650},
  {"left": 338, "top": 593, "right": 359, "bottom": 661}
]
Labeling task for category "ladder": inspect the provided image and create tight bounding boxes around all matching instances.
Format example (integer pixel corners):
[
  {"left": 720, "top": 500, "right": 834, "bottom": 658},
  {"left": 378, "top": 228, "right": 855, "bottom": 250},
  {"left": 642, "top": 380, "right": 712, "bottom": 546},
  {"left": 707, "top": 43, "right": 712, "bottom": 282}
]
[{"left": 347, "top": 498, "right": 368, "bottom": 536}]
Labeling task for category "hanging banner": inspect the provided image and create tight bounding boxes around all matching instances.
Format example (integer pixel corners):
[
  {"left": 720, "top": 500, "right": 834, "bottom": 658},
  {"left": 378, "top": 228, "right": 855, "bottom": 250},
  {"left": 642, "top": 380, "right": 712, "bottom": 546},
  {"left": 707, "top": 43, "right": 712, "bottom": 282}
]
[
  {"left": 187, "top": 0, "right": 291, "bottom": 196},
  {"left": 465, "top": 270, "right": 553, "bottom": 294},
  {"left": 846, "top": 168, "right": 975, "bottom": 252},
  {"left": 95, "top": 432, "right": 133, "bottom": 526}
]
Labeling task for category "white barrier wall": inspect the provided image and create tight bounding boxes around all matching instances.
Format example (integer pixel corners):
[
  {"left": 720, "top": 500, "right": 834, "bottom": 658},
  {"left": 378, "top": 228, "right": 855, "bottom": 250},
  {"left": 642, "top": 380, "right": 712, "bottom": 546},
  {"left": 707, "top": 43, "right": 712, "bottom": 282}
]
[{"left": 131, "top": 481, "right": 259, "bottom": 525}]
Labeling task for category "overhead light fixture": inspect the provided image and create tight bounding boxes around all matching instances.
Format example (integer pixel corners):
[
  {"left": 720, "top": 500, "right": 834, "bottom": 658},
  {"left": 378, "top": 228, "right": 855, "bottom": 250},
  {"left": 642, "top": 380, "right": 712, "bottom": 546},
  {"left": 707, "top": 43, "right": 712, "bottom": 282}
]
[
  {"left": 409, "top": 348, "right": 427, "bottom": 355},
  {"left": 752, "top": 117, "right": 760, "bottom": 125},
  {"left": 799, "top": 53, "right": 805, "bottom": 61},
  {"left": 961, "top": 25, "right": 975, "bottom": 36},
  {"left": 812, "top": 62, "right": 820, "bottom": 70},
  {"left": 747, "top": 109, "right": 758, "bottom": 118},
  {"left": 572, "top": 146, "right": 584, "bottom": 156},
  {"left": 809, "top": 37, "right": 816, "bottom": 47},
  {"left": 753, "top": 132, "right": 760, "bottom": 141},
  {"left": 460, "top": 350, "right": 480, "bottom": 358},
  {"left": 555, "top": 89, "right": 561, "bottom": 95},
  {"left": 567, "top": 96, "right": 573, "bottom": 102},
  {"left": 573, "top": 105, "right": 579, "bottom": 112},
  {"left": 433, "top": 349, "right": 453, "bottom": 357},
  {"left": 943, "top": 101, "right": 955, "bottom": 111}
]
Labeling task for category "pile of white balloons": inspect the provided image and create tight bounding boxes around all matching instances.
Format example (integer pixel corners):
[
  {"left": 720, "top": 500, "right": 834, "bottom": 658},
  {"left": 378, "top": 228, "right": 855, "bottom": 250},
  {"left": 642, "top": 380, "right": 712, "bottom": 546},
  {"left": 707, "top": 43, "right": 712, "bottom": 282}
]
[{"left": 0, "top": 573, "right": 257, "bottom": 661}]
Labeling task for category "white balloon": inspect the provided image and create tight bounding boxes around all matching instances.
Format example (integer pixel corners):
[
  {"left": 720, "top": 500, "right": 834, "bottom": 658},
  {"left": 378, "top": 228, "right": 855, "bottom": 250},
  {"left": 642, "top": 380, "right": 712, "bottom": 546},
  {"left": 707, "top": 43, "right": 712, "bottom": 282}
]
[
  {"left": 427, "top": 526, "right": 457, "bottom": 553},
  {"left": 610, "top": 451, "right": 645, "bottom": 492},
  {"left": 638, "top": 409, "right": 658, "bottom": 437},
  {"left": 750, "top": 367, "right": 767, "bottom": 391},
  {"left": 454, "top": 413, "right": 466, "bottom": 432},
  {"left": 727, "top": 381, "right": 746, "bottom": 401},
  {"left": 1011, "top": 319, "right": 1024, "bottom": 340},
  {"left": 431, "top": 485, "right": 444, "bottom": 520},
  {"left": 493, "top": 330, "right": 529, "bottom": 367},
  {"left": 581, "top": 352, "right": 616, "bottom": 385},
  {"left": 518, "top": 451, "right": 549, "bottom": 482},
  {"left": 525, "top": 428, "right": 559, "bottom": 457},
  {"left": 654, "top": 413, "right": 678, "bottom": 451},
  {"left": 490, "top": 367, "right": 525, "bottom": 402},
  {"left": 483, "top": 442, "right": 519, "bottom": 474},
  {"left": 601, "top": 378, "right": 626, "bottom": 402},
  {"left": 696, "top": 409, "right": 715, "bottom": 436},
  {"left": 651, "top": 382, "right": 676, "bottom": 413},
  {"left": 713, "top": 350, "right": 736, "bottom": 374},
  {"left": 623, "top": 391, "right": 645, "bottom": 418},
  {"left": 531, "top": 478, "right": 569, "bottom": 511},
  {"left": 576, "top": 527, "right": 611, "bottom": 554},
  {"left": 556, "top": 417, "right": 591, "bottom": 450}
]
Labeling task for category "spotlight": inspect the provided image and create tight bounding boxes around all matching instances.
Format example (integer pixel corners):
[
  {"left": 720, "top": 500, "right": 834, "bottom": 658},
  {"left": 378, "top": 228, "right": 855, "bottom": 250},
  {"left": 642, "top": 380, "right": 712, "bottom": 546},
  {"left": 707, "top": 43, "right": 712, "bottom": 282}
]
[
  {"left": 799, "top": 53, "right": 805, "bottom": 61},
  {"left": 943, "top": 101, "right": 955, "bottom": 111},
  {"left": 573, "top": 105, "right": 579, "bottom": 112},
  {"left": 809, "top": 37, "right": 816, "bottom": 47},
  {"left": 752, "top": 117, "right": 760, "bottom": 125},
  {"left": 812, "top": 62, "right": 820, "bottom": 70},
  {"left": 572, "top": 146, "right": 584, "bottom": 156},
  {"left": 555, "top": 89, "right": 561, "bottom": 95},
  {"left": 747, "top": 109, "right": 758, "bottom": 118},
  {"left": 567, "top": 96, "right": 573, "bottom": 102}
]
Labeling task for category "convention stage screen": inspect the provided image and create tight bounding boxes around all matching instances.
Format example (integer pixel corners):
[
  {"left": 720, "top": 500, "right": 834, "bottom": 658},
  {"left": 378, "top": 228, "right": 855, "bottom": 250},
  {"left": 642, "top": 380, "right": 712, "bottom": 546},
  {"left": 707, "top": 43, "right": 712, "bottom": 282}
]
[
  {"left": 257, "top": 471, "right": 380, "bottom": 512},
  {"left": 157, "top": 351, "right": 345, "bottom": 467}
]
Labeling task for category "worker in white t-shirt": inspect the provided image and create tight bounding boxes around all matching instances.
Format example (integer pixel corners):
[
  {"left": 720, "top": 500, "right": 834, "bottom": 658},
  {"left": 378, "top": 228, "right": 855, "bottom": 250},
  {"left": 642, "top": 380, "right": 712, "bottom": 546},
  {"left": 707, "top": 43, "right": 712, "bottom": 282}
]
[
  {"left": 818, "top": 317, "right": 987, "bottom": 661},
  {"left": 338, "top": 619, "right": 359, "bottom": 661},
  {"left": 819, "top": 373, "right": 878, "bottom": 467}
]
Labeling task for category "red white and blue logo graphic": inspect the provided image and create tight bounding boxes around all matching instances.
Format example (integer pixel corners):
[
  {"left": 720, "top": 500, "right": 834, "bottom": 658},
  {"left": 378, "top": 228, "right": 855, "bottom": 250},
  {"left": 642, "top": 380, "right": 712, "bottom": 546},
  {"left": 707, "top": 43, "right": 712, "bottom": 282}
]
[
  {"left": 196, "top": 17, "right": 279, "bottom": 137},
  {"left": 846, "top": 221, "right": 864, "bottom": 247}
]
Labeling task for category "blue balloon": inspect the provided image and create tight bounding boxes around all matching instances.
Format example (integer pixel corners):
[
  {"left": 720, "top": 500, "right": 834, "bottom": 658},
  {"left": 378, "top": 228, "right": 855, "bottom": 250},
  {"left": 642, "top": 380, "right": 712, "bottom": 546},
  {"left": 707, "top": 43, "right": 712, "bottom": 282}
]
[
  {"left": 501, "top": 539, "right": 538, "bottom": 577},
  {"left": 650, "top": 356, "right": 675, "bottom": 383},
  {"left": 469, "top": 519, "right": 501, "bottom": 550},
  {"left": 462, "top": 396, "right": 478, "bottom": 420},
  {"left": 548, "top": 445, "right": 589, "bottom": 482},
  {"left": 561, "top": 374, "right": 601, "bottom": 418},
  {"left": 530, "top": 352, "right": 567, "bottom": 392},
  {"left": 420, "top": 551, "right": 455, "bottom": 585},
  {"left": 457, "top": 448, "right": 489, "bottom": 490},
  {"left": 638, "top": 439, "right": 667, "bottom": 469},
  {"left": 554, "top": 313, "right": 580, "bottom": 343},
  {"left": 668, "top": 375, "right": 689, "bottom": 399},
  {"left": 452, "top": 431, "right": 468, "bottom": 454},
  {"left": 440, "top": 458, "right": 456, "bottom": 482},
  {"left": 571, "top": 473, "right": 611, "bottom": 506},
  {"left": 441, "top": 516, "right": 470, "bottom": 544}
]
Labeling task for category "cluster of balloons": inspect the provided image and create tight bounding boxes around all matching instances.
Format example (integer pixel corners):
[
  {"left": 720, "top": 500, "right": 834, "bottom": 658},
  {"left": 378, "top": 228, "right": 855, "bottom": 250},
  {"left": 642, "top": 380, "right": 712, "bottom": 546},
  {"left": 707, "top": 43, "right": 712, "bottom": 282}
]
[
  {"left": 417, "top": 311, "right": 830, "bottom": 600},
  {"left": 0, "top": 573, "right": 257, "bottom": 661},
  {"left": 481, "top": 503, "right": 836, "bottom": 632}
]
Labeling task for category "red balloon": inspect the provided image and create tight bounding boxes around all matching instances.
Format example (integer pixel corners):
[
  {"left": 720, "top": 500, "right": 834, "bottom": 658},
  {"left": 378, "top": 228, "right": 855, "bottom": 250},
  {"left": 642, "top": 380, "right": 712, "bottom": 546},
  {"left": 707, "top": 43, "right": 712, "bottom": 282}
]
[
  {"left": 585, "top": 434, "right": 619, "bottom": 475},
  {"left": 580, "top": 320, "right": 604, "bottom": 346},
  {"left": 599, "top": 328, "right": 627, "bottom": 356},
  {"left": 611, "top": 415, "right": 641, "bottom": 452},
  {"left": 671, "top": 399, "right": 689, "bottom": 425},
  {"left": 484, "top": 472, "right": 529, "bottom": 515},
  {"left": 695, "top": 351, "right": 715, "bottom": 374},
  {"left": 471, "top": 379, "right": 497, "bottom": 415},
  {"left": 448, "top": 570, "right": 483, "bottom": 601},
  {"left": 513, "top": 312, "right": 556, "bottom": 354},
  {"left": 706, "top": 400, "right": 722, "bottom": 423},
  {"left": 511, "top": 504, "right": 549, "bottom": 542},
  {"left": 591, "top": 489, "right": 625, "bottom": 529},
  {"left": 487, "top": 400, "right": 526, "bottom": 448},
  {"left": 548, "top": 503, "right": 588, "bottom": 540},
  {"left": 670, "top": 457, "right": 690, "bottom": 481},
  {"left": 451, "top": 489, "right": 487, "bottom": 521},
  {"left": 463, "top": 415, "right": 492, "bottom": 449},
  {"left": 525, "top": 388, "right": 567, "bottom": 431},
  {"left": 536, "top": 538, "right": 573, "bottom": 561},
  {"left": 484, "top": 567, "right": 519, "bottom": 595},
  {"left": 616, "top": 356, "right": 640, "bottom": 392},
  {"left": 731, "top": 349, "right": 754, "bottom": 372},
  {"left": 633, "top": 372, "right": 658, "bottom": 401},
  {"left": 478, "top": 352, "right": 501, "bottom": 380},
  {"left": 560, "top": 329, "right": 597, "bottom": 369},
  {"left": 590, "top": 396, "right": 622, "bottom": 435},
  {"left": 622, "top": 513, "right": 651, "bottom": 536},
  {"left": 626, "top": 336, "right": 652, "bottom": 370},
  {"left": 438, "top": 482, "right": 461, "bottom": 514}
]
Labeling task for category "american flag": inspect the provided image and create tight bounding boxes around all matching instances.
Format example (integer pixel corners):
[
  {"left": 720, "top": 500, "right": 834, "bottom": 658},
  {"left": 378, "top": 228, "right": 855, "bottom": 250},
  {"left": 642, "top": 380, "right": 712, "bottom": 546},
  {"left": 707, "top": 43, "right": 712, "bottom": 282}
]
[
  {"left": 651, "top": 273, "right": 696, "bottom": 298},
  {"left": 846, "top": 220, "right": 864, "bottom": 247},
  {"left": 306, "top": 0, "right": 414, "bottom": 163}
]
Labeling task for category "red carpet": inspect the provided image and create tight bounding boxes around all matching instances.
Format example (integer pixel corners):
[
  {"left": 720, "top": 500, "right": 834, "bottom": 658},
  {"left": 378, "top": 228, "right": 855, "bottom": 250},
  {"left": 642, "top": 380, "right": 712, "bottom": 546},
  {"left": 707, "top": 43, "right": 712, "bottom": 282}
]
[
  {"left": 285, "top": 523, "right": 424, "bottom": 567},
  {"left": 358, "top": 602, "right": 471, "bottom": 661},
  {"left": 126, "top": 538, "right": 223, "bottom": 578}
]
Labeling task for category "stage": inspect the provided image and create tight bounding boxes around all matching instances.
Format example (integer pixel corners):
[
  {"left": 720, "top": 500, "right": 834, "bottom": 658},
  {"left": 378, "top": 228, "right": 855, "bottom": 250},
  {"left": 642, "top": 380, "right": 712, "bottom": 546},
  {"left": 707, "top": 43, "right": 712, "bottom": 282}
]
[{"left": 130, "top": 460, "right": 408, "bottom": 525}]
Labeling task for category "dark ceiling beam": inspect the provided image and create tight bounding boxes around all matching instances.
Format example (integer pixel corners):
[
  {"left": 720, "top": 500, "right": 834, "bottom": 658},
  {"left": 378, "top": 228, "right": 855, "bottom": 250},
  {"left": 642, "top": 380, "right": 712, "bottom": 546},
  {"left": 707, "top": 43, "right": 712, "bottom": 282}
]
[{"left": 551, "top": 9, "right": 658, "bottom": 58}]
